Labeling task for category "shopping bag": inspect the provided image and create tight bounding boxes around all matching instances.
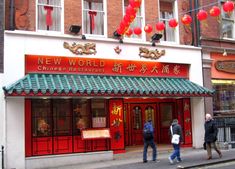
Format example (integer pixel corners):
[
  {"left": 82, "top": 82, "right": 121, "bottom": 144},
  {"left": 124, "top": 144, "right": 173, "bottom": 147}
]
[{"left": 171, "top": 134, "right": 180, "bottom": 144}]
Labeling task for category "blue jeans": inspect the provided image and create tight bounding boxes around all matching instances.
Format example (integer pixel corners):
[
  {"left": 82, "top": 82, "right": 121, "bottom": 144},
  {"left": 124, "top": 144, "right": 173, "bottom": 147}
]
[
  {"left": 170, "top": 143, "right": 181, "bottom": 161},
  {"left": 143, "top": 139, "right": 157, "bottom": 161}
]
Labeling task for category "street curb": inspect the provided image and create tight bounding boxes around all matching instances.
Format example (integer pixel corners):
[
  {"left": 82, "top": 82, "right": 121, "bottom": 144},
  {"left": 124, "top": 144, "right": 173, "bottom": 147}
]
[{"left": 181, "top": 158, "right": 235, "bottom": 169}]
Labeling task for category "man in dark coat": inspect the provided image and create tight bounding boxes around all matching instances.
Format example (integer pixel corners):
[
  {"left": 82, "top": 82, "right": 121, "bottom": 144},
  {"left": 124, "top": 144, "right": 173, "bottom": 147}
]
[
  {"left": 204, "top": 113, "right": 222, "bottom": 160},
  {"left": 168, "top": 119, "right": 183, "bottom": 164}
]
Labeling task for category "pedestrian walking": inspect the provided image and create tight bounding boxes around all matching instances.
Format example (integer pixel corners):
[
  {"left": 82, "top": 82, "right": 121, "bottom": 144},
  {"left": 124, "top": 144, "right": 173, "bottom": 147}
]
[
  {"left": 168, "top": 119, "right": 182, "bottom": 164},
  {"left": 143, "top": 119, "right": 157, "bottom": 163},
  {"left": 204, "top": 113, "right": 222, "bottom": 160}
]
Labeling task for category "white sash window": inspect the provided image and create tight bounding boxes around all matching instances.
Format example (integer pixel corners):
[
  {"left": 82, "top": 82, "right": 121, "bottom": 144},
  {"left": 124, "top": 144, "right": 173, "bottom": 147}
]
[
  {"left": 83, "top": 0, "right": 105, "bottom": 36},
  {"left": 37, "top": 0, "right": 62, "bottom": 32}
]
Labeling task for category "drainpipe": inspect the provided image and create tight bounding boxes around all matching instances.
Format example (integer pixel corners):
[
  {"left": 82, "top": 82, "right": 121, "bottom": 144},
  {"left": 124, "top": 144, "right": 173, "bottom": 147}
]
[
  {"left": 9, "top": 0, "right": 15, "bottom": 30},
  {"left": 194, "top": 0, "right": 201, "bottom": 46},
  {"left": 189, "top": 0, "right": 195, "bottom": 46}
]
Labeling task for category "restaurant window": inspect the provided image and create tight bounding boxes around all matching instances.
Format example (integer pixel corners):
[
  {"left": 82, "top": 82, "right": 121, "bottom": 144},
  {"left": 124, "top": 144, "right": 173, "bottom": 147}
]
[
  {"left": 212, "top": 80, "right": 235, "bottom": 115},
  {"left": 160, "top": 0, "right": 177, "bottom": 42},
  {"left": 32, "top": 99, "right": 52, "bottom": 137},
  {"left": 91, "top": 99, "right": 107, "bottom": 128},
  {"left": 221, "top": 0, "right": 235, "bottom": 39},
  {"left": 53, "top": 99, "right": 72, "bottom": 136},
  {"left": 123, "top": 0, "right": 144, "bottom": 39},
  {"left": 37, "top": 0, "right": 63, "bottom": 32},
  {"left": 73, "top": 99, "right": 90, "bottom": 135},
  {"left": 83, "top": 0, "right": 106, "bottom": 36}
]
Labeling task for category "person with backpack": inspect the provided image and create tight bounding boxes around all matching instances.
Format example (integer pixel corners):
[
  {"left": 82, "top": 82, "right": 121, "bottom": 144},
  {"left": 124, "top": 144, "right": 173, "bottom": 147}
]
[
  {"left": 143, "top": 119, "right": 157, "bottom": 163},
  {"left": 168, "top": 119, "right": 183, "bottom": 164}
]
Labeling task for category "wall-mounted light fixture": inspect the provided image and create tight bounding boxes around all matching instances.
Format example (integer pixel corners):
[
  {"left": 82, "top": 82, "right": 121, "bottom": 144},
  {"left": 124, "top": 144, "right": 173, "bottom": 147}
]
[
  {"left": 113, "top": 30, "right": 123, "bottom": 43},
  {"left": 69, "top": 25, "right": 81, "bottom": 34},
  {"left": 223, "top": 49, "right": 227, "bottom": 56},
  {"left": 151, "top": 33, "right": 162, "bottom": 46}
]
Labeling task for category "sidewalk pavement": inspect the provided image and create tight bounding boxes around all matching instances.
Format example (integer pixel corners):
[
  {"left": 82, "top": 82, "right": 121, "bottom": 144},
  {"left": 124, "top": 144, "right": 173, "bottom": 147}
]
[{"left": 48, "top": 146, "right": 235, "bottom": 169}]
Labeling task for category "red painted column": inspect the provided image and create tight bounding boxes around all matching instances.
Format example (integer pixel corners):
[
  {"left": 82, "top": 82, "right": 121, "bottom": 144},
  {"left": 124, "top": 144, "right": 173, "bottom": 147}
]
[
  {"left": 109, "top": 99, "right": 125, "bottom": 153},
  {"left": 25, "top": 99, "right": 32, "bottom": 157}
]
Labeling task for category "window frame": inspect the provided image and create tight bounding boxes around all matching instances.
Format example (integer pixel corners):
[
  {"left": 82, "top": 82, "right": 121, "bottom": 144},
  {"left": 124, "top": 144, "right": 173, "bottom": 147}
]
[
  {"left": 221, "top": 1, "right": 235, "bottom": 39},
  {"left": 81, "top": 0, "right": 107, "bottom": 38},
  {"left": 36, "top": 0, "right": 64, "bottom": 34},
  {"left": 122, "top": 0, "right": 146, "bottom": 41},
  {"left": 158, "top": 0, "right": 179, "bottom": 44}
]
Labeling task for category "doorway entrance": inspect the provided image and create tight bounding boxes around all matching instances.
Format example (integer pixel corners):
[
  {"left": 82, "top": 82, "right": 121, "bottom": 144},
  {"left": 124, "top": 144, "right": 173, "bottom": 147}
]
[{"left": 124, "top": 100, "right": 176, "bottom": 146}]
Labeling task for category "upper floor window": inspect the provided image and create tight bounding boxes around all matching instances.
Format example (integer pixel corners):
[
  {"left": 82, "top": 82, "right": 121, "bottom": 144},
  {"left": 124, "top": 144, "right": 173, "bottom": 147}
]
[
  {"left": 221, "top": 1, "right": 235, "bottom": 39},
  {"left": 37, "top": 0, "right": 62, "bottom": 32},
  {"left": 83, "top": 0, "right": 105, "bottom": 36},
  {"left": 123, "top": 0, "right": 144, "bottom": 39},
  {"left": 160, "top": 0, "right": 177, "bottom": 42}
]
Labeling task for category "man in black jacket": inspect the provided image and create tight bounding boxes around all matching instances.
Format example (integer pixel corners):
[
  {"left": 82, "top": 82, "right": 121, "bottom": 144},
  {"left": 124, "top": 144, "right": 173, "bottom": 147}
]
[
  {"left": 204, "top": 113, "right": 222, "bottom": 160},
  {"left": 168, "top": 119, "right": 183, "bottom": 164}
]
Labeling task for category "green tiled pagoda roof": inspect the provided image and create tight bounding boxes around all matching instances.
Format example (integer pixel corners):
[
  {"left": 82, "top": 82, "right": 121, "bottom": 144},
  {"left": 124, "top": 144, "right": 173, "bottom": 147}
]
[{"left": 2, "top": 74, "right": 213, "bottom": 97}]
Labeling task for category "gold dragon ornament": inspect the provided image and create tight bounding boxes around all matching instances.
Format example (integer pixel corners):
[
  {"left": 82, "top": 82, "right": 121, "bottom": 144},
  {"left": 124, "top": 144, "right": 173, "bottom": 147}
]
[
  {"left": 63, "top": 42, "right": 97, "bottom": 55},
  {"left": 139, "top": 47, "right": 165, "bottom": 60}
]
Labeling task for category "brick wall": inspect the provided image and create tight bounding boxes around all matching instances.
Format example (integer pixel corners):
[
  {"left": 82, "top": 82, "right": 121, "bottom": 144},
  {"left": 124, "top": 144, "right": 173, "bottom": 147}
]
[
  {"left": 4, "top": 0, "right": 193, "bottom": 46},
  {"left": 199, "top": 0, "right": 220, "bottom": 38}
]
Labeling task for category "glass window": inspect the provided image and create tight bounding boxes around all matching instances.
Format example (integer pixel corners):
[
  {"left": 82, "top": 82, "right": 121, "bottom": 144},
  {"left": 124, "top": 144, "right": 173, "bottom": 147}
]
[
  {"left": 91, "top": 99, "right": 107, "bottom": 128},
  {"left": 160, "top": 0, "right": 176, "bottom": 42},
  {"left": 133, "top": 106, "right": 142, "bottom": 129},
  {"left": 145, "top": 106, "right": 155, "bottom": 126},
  {"left": 32, "top": 99, "right": 52, "bottom": 137},
  {"left": 212, "top": 80, "right": 235, "bottom": 115},
  {"left": 123, "top": 0, "right": 143, "bottom": 39},
  {"left": 160, "top": 103, "right": 173, "bottom": 127},
  {"left": 73, "top": 99, "right": 90, "bottom": 135},
  {"left": 53, "top": 99, "right": 72, "bottom": 136},
  {"left": 37, "top": 0, "right": 62, "bottom": 32},
  {"left": 221, "top": 1, "right": 235, "bottom": 39},
  {"left": 83, "top": 0, "right": 105, "bottom": 35}
]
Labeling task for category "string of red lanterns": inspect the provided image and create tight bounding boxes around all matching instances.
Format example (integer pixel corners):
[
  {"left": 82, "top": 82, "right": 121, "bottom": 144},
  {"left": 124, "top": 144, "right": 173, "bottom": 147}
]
[{"left": 116, "top": 0, "right": 234, "bottom": 37}]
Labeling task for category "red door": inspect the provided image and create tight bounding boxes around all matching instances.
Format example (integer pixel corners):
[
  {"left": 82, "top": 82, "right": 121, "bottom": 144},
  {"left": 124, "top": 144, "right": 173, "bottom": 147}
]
[{"left": 130, "top": 103, "right": 156, "bottom": 145}]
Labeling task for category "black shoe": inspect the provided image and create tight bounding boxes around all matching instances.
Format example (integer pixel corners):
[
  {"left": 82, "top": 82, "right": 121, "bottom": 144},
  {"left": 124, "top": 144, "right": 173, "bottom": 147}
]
[{"left": 143, "top": 160, "right": 147, "bottom": 163}]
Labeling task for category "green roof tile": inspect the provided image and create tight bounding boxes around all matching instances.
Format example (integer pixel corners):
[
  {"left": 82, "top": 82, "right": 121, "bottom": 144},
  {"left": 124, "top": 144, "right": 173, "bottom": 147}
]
[{"left": 2, "top": 74, "right": 214, "bottom": 97}]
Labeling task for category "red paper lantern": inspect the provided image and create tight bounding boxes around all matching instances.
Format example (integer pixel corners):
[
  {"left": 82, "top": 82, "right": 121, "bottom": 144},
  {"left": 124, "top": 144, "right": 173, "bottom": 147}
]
[
  {"left": 181, "top": 14, "right": 192, "bottom": 25},
  {"left": 125, "top": 28, "right": 133, "bottom": 37},
  {"left": 197, "top": 10, "right": 208, "bottom": 21},
  {"left": 133, "top": 27, "right": 142, "bottom": 35},
  {"left": 144, "top": 24, "right": 153, "bottom": 33},
  {"left": 129, "top": 0, "right": 142, "bottom": 8},
  {"left": 123, "top": 14, "right": 132, "bottom": 24},
  {"left": 223, "top": 1, "right": 234, "bottom": 13},
  {"left": 155, "top": 22, "right": 165, "bottom": 31},
  {"left": 126, "top": 5, "right": 136, "bottom": 16},
  {"left": 168, "top": 19, "right": 178, "bottom": 28},
  {"left": 209, "top": 6, "right": 221, "bottom": 17}
]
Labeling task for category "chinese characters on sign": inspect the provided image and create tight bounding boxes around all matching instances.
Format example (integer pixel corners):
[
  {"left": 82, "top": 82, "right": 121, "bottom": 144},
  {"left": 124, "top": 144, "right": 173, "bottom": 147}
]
[
  {"left": 25, "top": 55, "right": 189, "bottom": 78},
  {"left": 109, "top": 100, "right": 124, "bottom": 150}
]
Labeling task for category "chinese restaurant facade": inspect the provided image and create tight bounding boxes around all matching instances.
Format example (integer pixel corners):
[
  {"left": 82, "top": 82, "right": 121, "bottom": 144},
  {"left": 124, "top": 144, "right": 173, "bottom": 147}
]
[{"left": 2, "top": 31, "right": 212, "bottom": 169}]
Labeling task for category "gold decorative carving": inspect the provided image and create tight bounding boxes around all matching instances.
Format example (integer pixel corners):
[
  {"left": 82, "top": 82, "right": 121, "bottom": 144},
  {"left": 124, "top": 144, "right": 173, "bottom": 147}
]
[
  {"left": 63, "top": 42, "right": 97, "bottom": 55},
  {"left": 139, "top": 47, "right": 165, "bottom": 60},
  {"left": 114, "top": 46, "right": 122, "bottom": 54},
  {"left": 15, "top": 0, "right": 29, "bottom": 30}
]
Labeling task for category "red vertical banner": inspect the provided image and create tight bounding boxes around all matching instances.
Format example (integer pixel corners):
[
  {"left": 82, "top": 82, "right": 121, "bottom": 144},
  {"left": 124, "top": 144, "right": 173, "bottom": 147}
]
[
  {"left": 25, "top": 99, "right": 32, "bottom": 157},
  {"left": 109, "top": 99, "right": 125, "bottom": 153},
  {"left": 183, "top": 99, "right": 192, "bottom": 145}
]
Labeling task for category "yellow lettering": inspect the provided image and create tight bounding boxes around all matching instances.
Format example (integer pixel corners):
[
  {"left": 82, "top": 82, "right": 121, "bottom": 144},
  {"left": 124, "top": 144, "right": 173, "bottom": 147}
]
[
  {"left": 46, "top": 58, "right": 52, "bottom": 65},
  {"left": 38, "top": 58, "right": 44, "bottom": 65},
  {"left": 69, "top": 59, "right": 76, "bottom": 66},
  {"left": 54, "top": 58, "right": 61, "bottom": 65}
]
